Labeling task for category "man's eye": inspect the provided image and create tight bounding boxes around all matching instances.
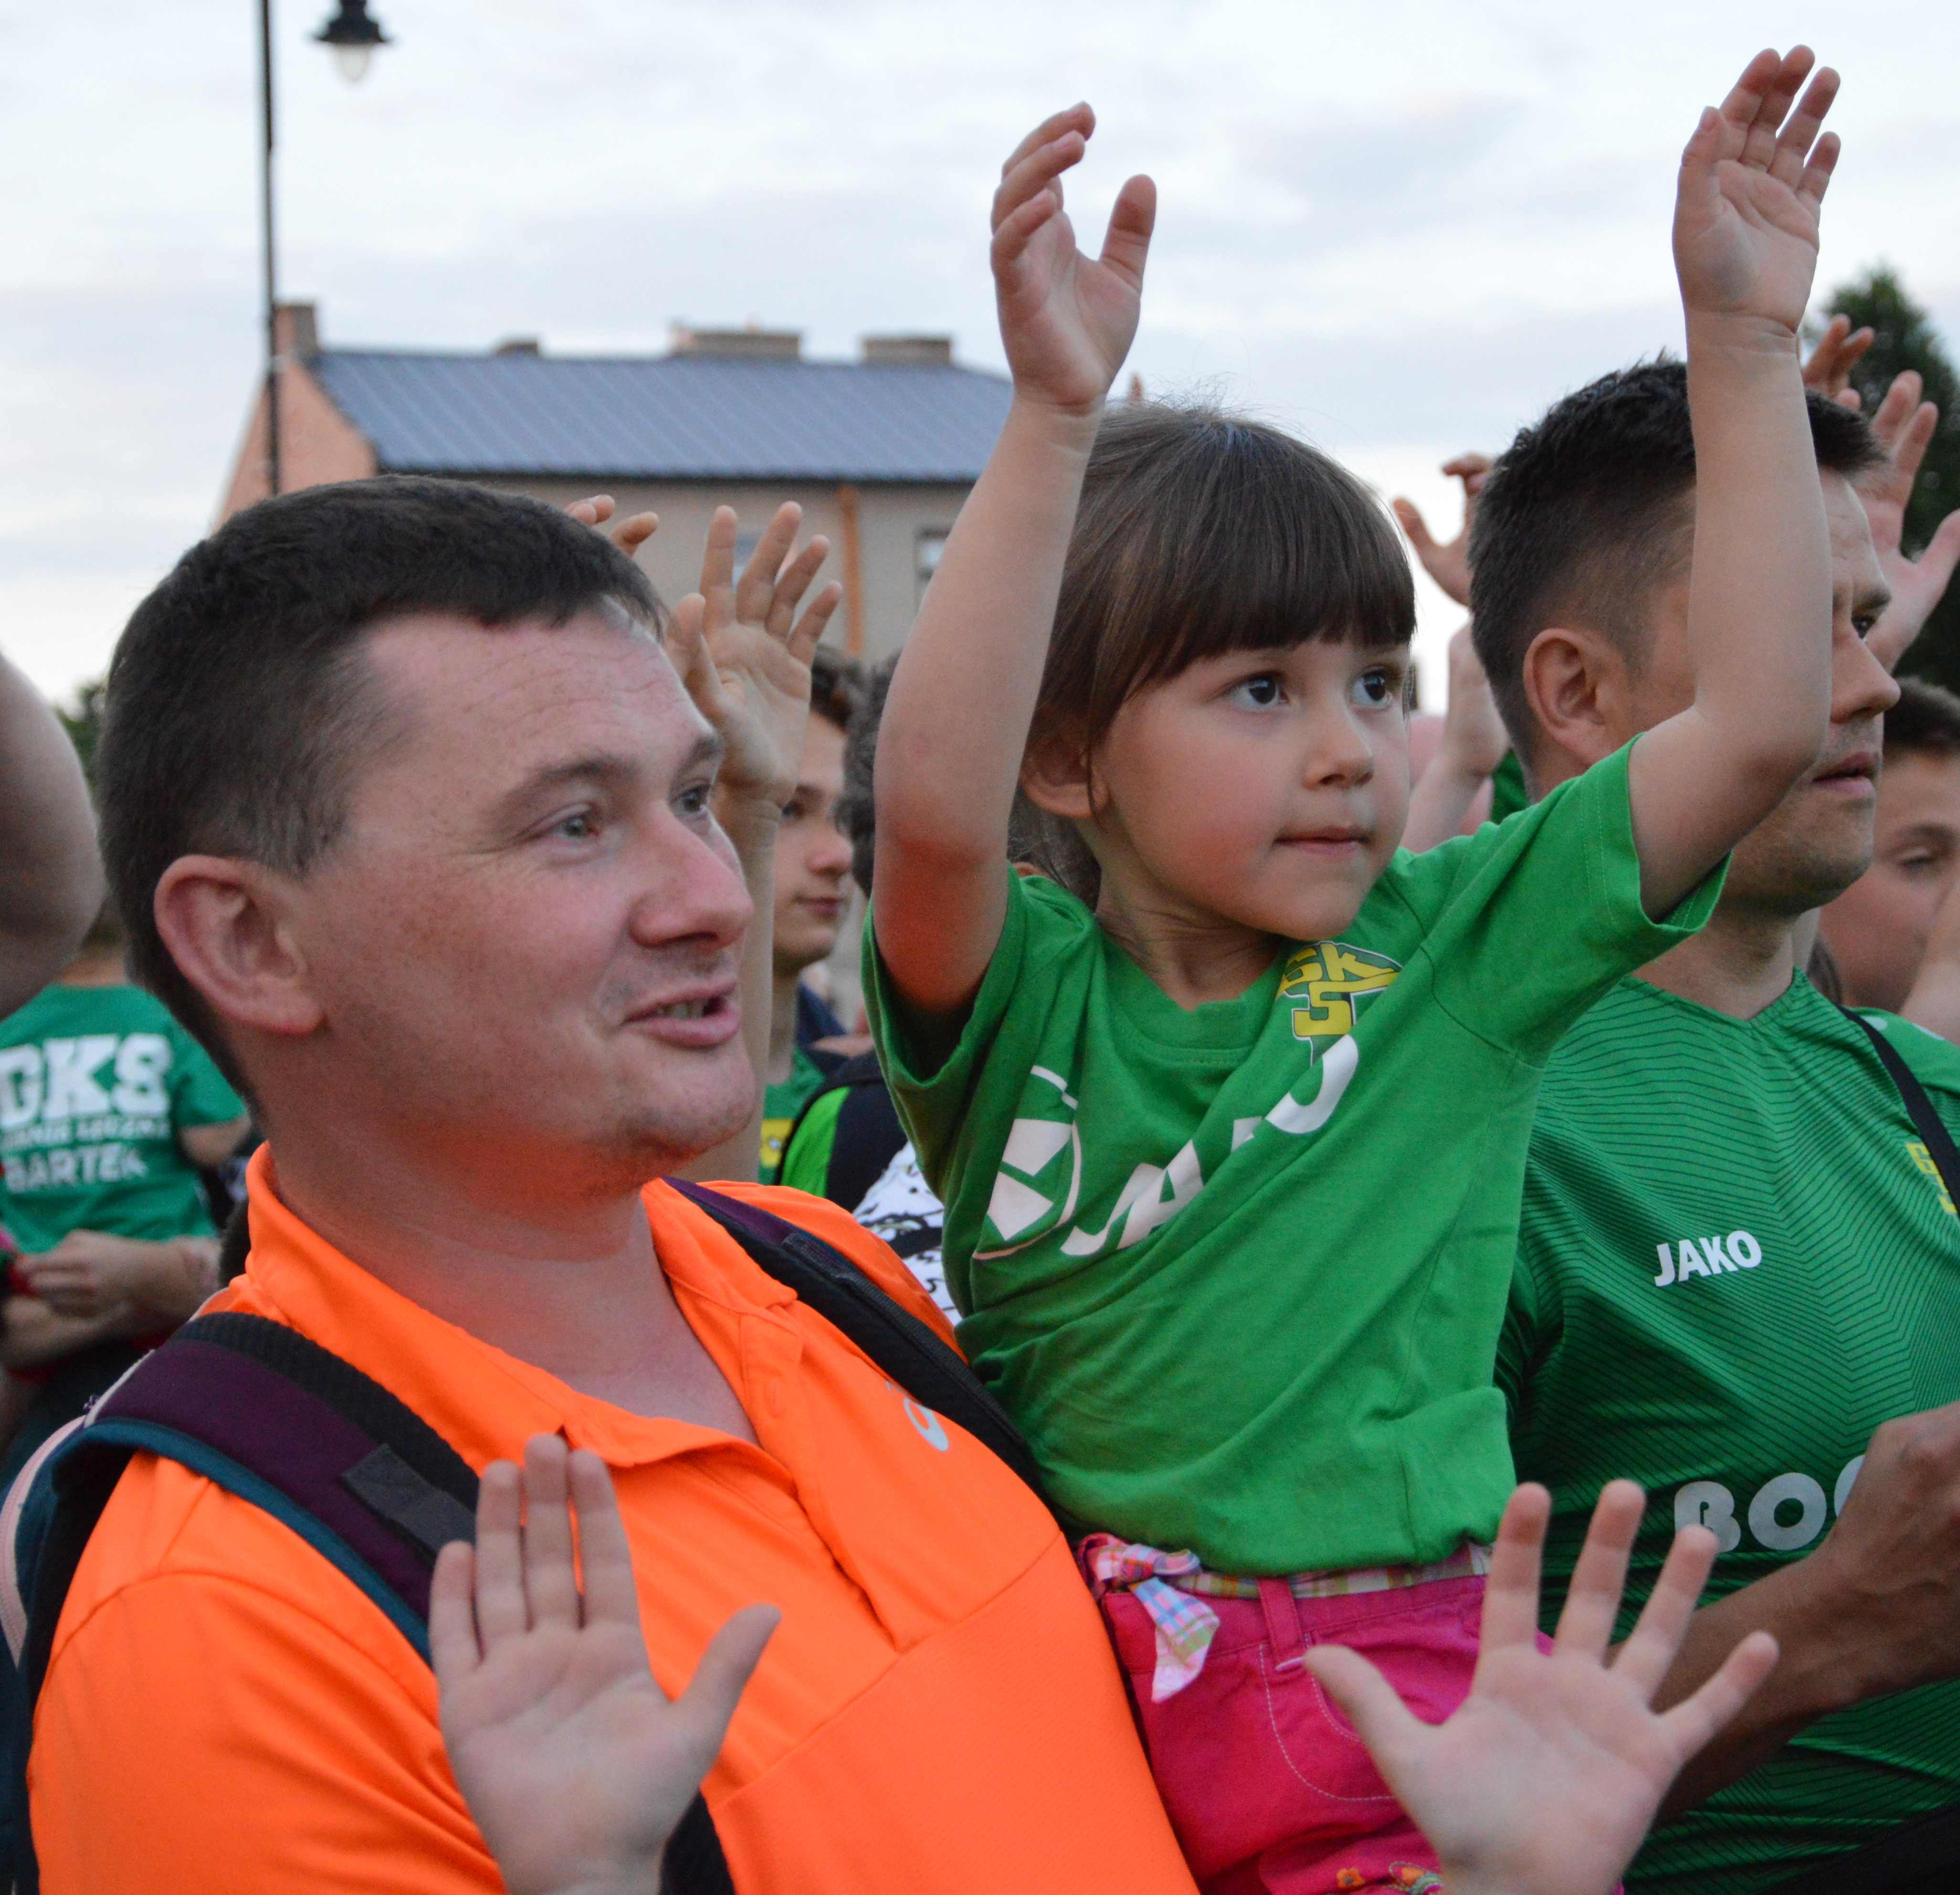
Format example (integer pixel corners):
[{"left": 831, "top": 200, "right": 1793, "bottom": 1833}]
[
  {"left": 1351, "top": 669, "right": 1396, "bottom": 709},
  {"left": 553, "top": 811, "right": 599, "bottom": 841},
  {"left": 1229, "top": 674, "right": 1284, "bottom": 709},
  {"left": 1854, "top": 613, "right": 1882, "bottom": 640},
  {"left": 677, "top": 784, "right": 713, "bottom": 820}
]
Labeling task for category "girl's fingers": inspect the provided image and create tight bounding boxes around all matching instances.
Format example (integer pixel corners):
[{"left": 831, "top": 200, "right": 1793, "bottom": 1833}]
[
  {"left": 738, "top": 504, "right": 804, "bottom": 619},
  {"left": 667, "top": 595, "right": 730, "bottom": 721},
  {"left": 788, "top": 583, "right": 844, "bottom": 667},
  {"left": 764, "top": 537, "right": 830, "bottom": 633},
  {"left": 1656, "top": 1630, "right": 1780, "bottom": 1764},
  {"left": 1098, "top": 174, "right": 1156, "bottom": 292},
  {"left": 1552, "top": 1479, "right": 1644, "bottom": 1662},
  {"left": 998, "top": 103, "right": 1093, "bottom": 182},
  {"left": 1871, "top": 371, "right": 1928, "bottom": 452},
  {"left": 698, "top": 507, "right": 740, "bottom": 616},
  {"left": 1738, "top": 48, "right": 1813, "bottom": 171},
  {"left": 992, "top": 133, "right": 1086, "bottom": 234},
  {"left": 567, "top": 494, "right": 614, "bottom": 525},
  {"left": 519, "top": 1436, "right": 581, "bottom": 1632},
  {"left": 611, "top": 510, "right": 659, "bottom": 558},
  {"left": 1391, "top": 498, "right": 1437, "bottom": 553},
  {"left": 1795, "top": 131, "right": 1842, "bottom": 213},
  {"left": 471, "top": 1459, "right": 530, "bottom": 1648},
  {"left": 1769, "top": 66, "right": 1839, "bottom": 187},
  {"left": 992, "top": 191, "right": 1062, "bottom": 272},
  {"left": 567, "top": 1448, "right": 642, "bottom": 1632},
  {"left": 1478, "top": 1482, "right": 1552, "bottom": 1655},
  {"left": 429, "top": 1541, "right": 482, "bottom": 1686},
  {"left": 1612, "top": 1523, "right": 1717, "bottom": 1699},
  {"left": 1714, "top": 48, "right": 1788, "bottom": 143}
]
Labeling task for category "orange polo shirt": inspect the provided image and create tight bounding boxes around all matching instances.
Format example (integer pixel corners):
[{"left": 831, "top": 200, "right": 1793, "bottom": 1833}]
[{"left": 30, "top": 1151, "right": 1195, "bottom": 1894}]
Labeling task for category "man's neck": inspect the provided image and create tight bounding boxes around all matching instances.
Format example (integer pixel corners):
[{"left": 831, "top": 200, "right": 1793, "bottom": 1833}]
[
  {"left": 257, "top": 1110, "right": 755, "bottom": 1437},
  {"left": 768, "top": 969, "right": 802, "bottom": 1086},
  {"left": 56, "top": 951, "right": 126, "bottom": 988},
  {"left": 1634, "top": 895, "right": 1801, "bottom": 1021}
]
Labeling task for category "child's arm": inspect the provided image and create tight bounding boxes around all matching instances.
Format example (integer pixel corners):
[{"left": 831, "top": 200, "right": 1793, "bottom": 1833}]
[
  {"left": 1306, "top": 1482, "right": 1778, "bottom": 1895},
  {"left": 1621, "top": 50, "right": 1843, "bottom": 918},
  {"left": 432, "top": 1436, "right": 780, "bottom": 1895},
  {"left": 873, "top": 106, "right": 1155, "bottom": 1016}
]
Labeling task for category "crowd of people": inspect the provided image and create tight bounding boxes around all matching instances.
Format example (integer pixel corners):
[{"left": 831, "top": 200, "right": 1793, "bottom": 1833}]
[{"left": 0, "top": 40, "right": 1957, "bottom": 1895}]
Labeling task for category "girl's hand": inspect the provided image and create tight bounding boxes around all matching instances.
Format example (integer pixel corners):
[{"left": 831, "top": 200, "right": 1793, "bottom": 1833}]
[
  {"left": 670, "top": 503, "right": 841, "bottom": 815},
  {"left": 432, "top": 1436, "right": 780, "bottom": 1895},
  {"left": 991, "top": 104, "right": 1155, "bottom": 419},
  {"left": 1673, "top": 48, "right": 1840, "bottom": 338},
  {"left": 1306, "top": 1481, "right": 1779, "bottom": 1895}
]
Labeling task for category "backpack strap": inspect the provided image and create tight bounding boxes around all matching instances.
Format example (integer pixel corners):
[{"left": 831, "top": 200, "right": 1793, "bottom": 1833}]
[
  {"left": 1838, "top": 1006, "right": 1960, "bottom": 1214},
  {"left": 666, "top": 1180, "right": 1054, "bottom": 1509}
]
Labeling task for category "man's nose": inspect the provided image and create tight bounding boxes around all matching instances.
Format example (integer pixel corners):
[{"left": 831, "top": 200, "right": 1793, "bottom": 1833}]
[
  {"left": 810, "top": 823, "right": 854, "bottom": 876},
  {"left": 630, "top": 821, "right": 754, "bottom": 950},
  {"left": 1832, "top": 628, "right": 1901, "bottom": 725}
]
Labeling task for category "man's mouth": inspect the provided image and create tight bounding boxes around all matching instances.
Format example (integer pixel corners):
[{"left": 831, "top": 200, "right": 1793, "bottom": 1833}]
[
  {"left": 625, "top": 979, "right": 742, "bottom": 1043},
  {"left": 642, "top": 998, "right": 720, "bottom": 1021},
  {"left": 1810, "top": 749, "right": 1877, "bottom": 792}
]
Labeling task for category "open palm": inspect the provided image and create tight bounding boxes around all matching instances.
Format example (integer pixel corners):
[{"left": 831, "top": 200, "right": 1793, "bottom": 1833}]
[
  {"left": 1308, "top": 1483, "right": 1778, "bottom": 1895},
  {"left": 1673, "top": 48, "right": 1840, "bottom": 333},
  {"left": 433, "top": 1439, "right": 778, "bottom": 1895},
  {"left": 991, "top": 105, "right": 1155, "bottom": 417}
]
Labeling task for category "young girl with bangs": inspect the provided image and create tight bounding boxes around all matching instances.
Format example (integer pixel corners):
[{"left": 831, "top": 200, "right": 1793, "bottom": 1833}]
[{"left": 869, "top": 57, "right": 1844, "bottom": 1894}]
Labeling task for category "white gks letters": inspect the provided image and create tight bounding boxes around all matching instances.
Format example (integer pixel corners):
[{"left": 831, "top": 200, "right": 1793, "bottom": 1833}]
[{"left": 1653, "top": 1229, "right": 1761, "bottom": 1287}]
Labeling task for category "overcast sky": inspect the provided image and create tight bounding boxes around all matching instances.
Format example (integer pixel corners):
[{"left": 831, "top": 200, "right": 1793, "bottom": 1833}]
[{"left": 5, "top": 0, "right": 1958, "bottom": 705}]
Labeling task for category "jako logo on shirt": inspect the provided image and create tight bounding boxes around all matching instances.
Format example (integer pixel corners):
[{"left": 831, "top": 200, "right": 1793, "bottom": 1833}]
[
  {"left": 1652, "top": 1231, "right": 1761, "bottom": 1288},
  {"left": 976, "top": 943, "right": 1398, "bottom": 1262}
]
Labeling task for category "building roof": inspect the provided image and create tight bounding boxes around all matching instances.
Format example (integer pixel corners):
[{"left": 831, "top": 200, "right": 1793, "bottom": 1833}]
[{"left": 307, "top": 347, "right": 1013, "bottom": 484}]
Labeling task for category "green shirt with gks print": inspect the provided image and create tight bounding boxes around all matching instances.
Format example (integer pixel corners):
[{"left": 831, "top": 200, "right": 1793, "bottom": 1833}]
[{"left": 867, "top": 741, "right": 1723, "bottom": 1576}]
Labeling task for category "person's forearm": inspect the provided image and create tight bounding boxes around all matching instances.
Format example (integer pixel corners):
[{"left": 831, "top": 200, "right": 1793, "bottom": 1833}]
[
  {"left": 1647, "top": 1554, "right": 1869, "bottom": 1815},
  {"left": 1402, "top": 752, "right": 1491, "bottom": 852},
  {"left": 0, "top": 1295, "right": 141, "bottom": 1369},
  {"left": 676, "top": 801, "right": 777, "bottom": 1182},
  {"left": 0, "top": 652, "right": 103, "bottom": 1015},
  {"left": 873, "top": 397, "right": 1100, "bottom": 1009},
  {"left": 122, "top": 1239, "right": 221, "bottom": 1325},
  {"left": 1682, "top": 318, "right": 1833, "bottom": 796}
]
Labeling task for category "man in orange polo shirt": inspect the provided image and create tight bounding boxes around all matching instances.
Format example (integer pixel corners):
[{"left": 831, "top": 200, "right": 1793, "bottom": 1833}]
[{"left": 30, "top": 476, "right": 1197, "bottom": 1893}]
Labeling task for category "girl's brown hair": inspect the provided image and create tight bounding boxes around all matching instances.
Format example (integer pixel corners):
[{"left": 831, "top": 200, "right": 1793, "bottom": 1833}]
[{"left": 1017, "top": 402, "right": 1414, "bottom": 900}]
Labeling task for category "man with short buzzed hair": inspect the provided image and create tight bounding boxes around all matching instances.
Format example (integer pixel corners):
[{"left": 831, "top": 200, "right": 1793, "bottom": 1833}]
[{"left": 1473, "top": 359, "right": 1960, "bottom": 1893}]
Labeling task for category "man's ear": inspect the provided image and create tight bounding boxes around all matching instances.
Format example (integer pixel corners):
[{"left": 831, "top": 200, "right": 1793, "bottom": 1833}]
[
  {"left": 152, "top": 856, "right": 325, "bottom": 1040},
  {"left": 1520, "top": 626, "right": 1637, "bottom": 777},
  {"left": 1018, "top": 735, "right": 1097, "bottom": 822}
]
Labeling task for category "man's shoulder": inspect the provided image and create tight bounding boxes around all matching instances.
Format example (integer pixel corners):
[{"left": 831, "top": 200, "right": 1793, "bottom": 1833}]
[{"left": 657, "top": 1180, "right": 961, "bottom": 1348}]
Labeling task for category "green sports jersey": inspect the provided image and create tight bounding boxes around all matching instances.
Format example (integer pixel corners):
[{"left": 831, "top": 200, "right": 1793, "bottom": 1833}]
[
  {"left": 0, "top": 983, "right": 245, "bottom": 1253},
  {"left": 869, "top": 741, "right": 1722, "bottom": 1574},
  {"left": 1500, "top": 975, "right": 1960, "bottom": 1895},
  {"left": 1488, "top": 750, "right": 1530, "bottom": 824},
  {"left": 758, "top": 1045, "right": 827, "bottom": 1185}
]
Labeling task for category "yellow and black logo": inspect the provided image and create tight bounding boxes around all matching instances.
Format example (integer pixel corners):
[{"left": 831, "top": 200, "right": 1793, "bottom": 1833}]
[
  {"left": 1907, "top": 1139, "right": 1957, "bottom": 1216},
  {"left": 1278, "top": 942, "right": 1402, "bottom": 1046}
]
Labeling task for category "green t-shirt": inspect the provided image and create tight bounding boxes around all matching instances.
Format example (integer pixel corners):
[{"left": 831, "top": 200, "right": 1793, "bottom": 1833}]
[
  {"left": 0, "top": 984, "right": 245, "bottom": 1253},
  {"left": 868, "top": 742, "right": 1721, "bottom": 1573},
  {"left": 1500, "top": 976, "right": 1960, "bottom": 1895},
  {"left": 759, "top": 1045, "right": 829, "bottom": 1185}
]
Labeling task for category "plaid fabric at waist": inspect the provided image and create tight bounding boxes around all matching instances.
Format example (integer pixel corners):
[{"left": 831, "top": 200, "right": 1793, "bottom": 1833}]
[{"left": 1080, "top": 1535, "right": 1492, "bottom": 1702}]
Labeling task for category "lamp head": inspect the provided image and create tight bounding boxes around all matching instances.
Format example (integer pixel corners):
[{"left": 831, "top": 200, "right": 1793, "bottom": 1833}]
[{"left": 315, "top": 0, "right": 389, "bottom": 84}]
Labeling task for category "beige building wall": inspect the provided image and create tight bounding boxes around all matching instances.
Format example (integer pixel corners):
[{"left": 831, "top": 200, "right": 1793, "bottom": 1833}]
[{"left": 482, "top": 476, "right": 965, "bottom": 665}]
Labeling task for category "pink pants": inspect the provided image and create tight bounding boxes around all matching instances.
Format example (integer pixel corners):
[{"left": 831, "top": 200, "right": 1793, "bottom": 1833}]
[{"left": 1095, "top": 1568, "right": 1487, "bottom": 1895}]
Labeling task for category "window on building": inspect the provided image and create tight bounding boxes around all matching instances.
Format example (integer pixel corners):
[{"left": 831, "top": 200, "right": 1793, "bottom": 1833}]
[{"left": 916, "top": 529, "right": 949, "bottom": 609}]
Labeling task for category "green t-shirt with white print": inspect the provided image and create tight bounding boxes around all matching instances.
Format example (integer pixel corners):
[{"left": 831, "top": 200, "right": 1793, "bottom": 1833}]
[{"left": 866, "top": 742, "right": 1724, "bottom": 1576}]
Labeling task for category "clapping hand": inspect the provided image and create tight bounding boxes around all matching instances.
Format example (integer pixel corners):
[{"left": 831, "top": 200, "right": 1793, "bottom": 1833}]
[
  {"left": 1391, "top": 456, "right": 1492, "bottom": 608},
  {"left": 992, "top": 104, "right": 1156, "bottom": 420},
  {"left": 1854, "top": 371, "right": 1960, "bottom": 671},
  {"left": 1674, "top": 49, "right": 1840, "bottom": 337},
  {"left": 433, "top": 1436, "right": 779, "bottom": 1895},
  {"left": 1306, "top": 1482, "right": 1778, "bottom": 1895}
]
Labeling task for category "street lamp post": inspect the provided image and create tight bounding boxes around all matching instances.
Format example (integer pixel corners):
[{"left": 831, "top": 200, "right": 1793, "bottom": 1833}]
[{"left": 258, "top": 0, "right": 392, "bottom": 498}]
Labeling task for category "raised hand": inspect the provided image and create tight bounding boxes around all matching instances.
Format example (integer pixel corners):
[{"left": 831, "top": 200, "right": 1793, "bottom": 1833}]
[
  {"left": 991, "top": 104, "right": 1156, "bottom": 418},
  {"left": 1802, "top": 312, "right": 1875, "bottom": 410},
  {"left": 432, "top": 1436, "right": 779, "bottom": 1895},
  {"left": 1674, "top": 49, "right": 1840, "bottom": 336},
  {"left": 1305, "top": 1482, "right": 1779, "bottom": 1895},
  {"left": 1391, "top": 455, "right": 1492, "bottom": 608},
  {"left": 565, "top": 494, "right": 661, "bottom": 564},
  {"left": 670, "top": 503, "right": 842, "bottom": 811},
  {"left": 1854, "top": 371, "right": 1960, "bottom": 671}
]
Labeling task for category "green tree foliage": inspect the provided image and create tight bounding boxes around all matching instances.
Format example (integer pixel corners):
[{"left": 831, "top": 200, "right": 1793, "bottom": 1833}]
[
  {"left": 56, "top": 679, "right": 105, "bottom": 790},
  {"left": 1828, "top": 266, "right": 1960, "bottom": 692}
]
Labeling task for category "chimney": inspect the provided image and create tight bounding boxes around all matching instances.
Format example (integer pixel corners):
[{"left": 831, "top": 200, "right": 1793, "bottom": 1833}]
[
  {"left": 668, "top": 323, "right": 803, "bottom": 362},
  {"left": 861, "top": 334, "right": 954, "bottom": 367},
  {"left": 493, "top": 337, "right": 542, "bottom": 356},
  {"left": 274, "top": 301, "right": 319, "bottom": 360}
]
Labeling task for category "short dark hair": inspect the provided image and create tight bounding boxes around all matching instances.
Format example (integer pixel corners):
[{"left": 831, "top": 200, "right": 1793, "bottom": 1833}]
[
  {"left": 838, "top": 653, "right": 891, "bottom": 896},
  {"left": 809, "top": 643, "right": 865, "bottom": 739},
  {"left": 1886, "top": 675, "right": 1960, "bottom": 761},
  {"left": 99, "top": 476, "right": 661, "bottom": 1077},
  {"left": 1030, "top": 401, "right": 1414, "bottom": 774},
  {"left": 1470, "top": 359, "right": 1881, "bottom": 754}
]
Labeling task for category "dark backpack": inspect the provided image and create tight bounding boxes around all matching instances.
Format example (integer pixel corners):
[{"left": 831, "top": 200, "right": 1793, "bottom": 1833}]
[{"left": 0, "top": 1182, "right": 1046, "bottom": 1895}]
